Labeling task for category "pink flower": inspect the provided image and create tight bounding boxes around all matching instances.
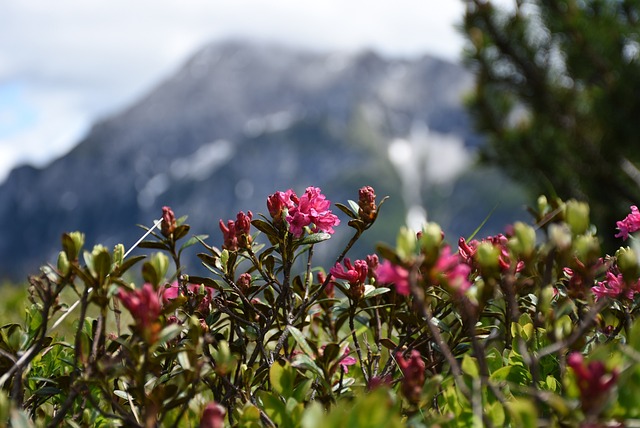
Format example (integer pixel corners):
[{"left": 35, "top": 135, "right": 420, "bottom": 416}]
[
  {"left": 434, "top": 246, "right": 471, "bottom": 294},
  {"left": 567, "top": 352, "right": 618, "bottom": 413},
  {"left": 592, "top": 270, "right": 640, "bottom": 300},
  {"left": 338, "top": 347, "right": 357, "bottom": 373},
  {"left": 219, "top": 219, "right": 237, "bottom": 251},
  {"left": 459, "top": 235, "right": 523, "bottom": 273},
  {"left": 199, "top": 402, "right": 226, "bottom": 428},
  {"left": 330, "top": 258, "right": 368, "bottom": 300},
  {"left": 330, "top": 258, "right": 368, "bottom": 286},
  {"left": 267, "top": 189, "right": 298, "bottom": 221},
  {"left": 219, "top": 211, "right": 253, "bottom": 251},
  {"left": 615, "top": 205, "right": 640, "bottom": 240},
  {"left": 286, "top": 187, "right": 340, "bottom": 237},
  {"left": 376, "top": 260, "right": 410, "bottom": 296},
  {"left": 117, "top": 283, "right": 162, "bottom": 342},
  {"left": 396, "top": 350, "right": 426, "bottom": 404}
]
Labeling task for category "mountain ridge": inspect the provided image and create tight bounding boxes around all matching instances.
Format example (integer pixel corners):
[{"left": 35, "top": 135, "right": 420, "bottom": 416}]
[{"left": 0, "top": 39, "right": 525, "bottom": 281}]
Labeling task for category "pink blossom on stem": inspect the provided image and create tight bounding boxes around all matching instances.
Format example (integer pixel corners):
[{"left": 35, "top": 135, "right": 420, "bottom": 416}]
[
  {"left": 615, "top": 205, "right": 640, "bottom": 240},
  {"left": 330, "top": 258, "right": 368, "bottom": 286},
  {"left": 567, "top": 352, "right": 618, "bottom": 413},
  {"left": 396, "top": 350, "right": 426, "bottom": 404},
  {"left": 117, "top": 283, "right": 162, "bottom": 342},
  {"left": 219, "top": 219, "right": 237, "bottom": 251},
  {"left": 286, "top": 187, "right": 340, "bottom": 237},
  {"left": 337, "top": 347, "right": 357, "bottom": 373},
  {"left": 330, "top": 258, "right": 368, "bottom": 300},
  {"left": 219, "top": 210, "right": 253, "bottom": 251},
  {"left": 199, "top": 402, "right": 226, "bottom": 428},
  {"left": 592, "top": 270, "right": 640, "bottom": 300},
  {"left": 434, "top": 246, "right": 471, "bottom": 294},
  {"left": 376, "top": 260, "right": 410, "bottom": 296},
  {"left": 267, "top": 189, "right": 298, "bottom": 221}
]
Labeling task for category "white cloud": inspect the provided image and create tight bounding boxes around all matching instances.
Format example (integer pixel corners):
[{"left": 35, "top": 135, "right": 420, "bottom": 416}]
[{"left": 0, "top": 0, "right": 480, "bottom": 182}]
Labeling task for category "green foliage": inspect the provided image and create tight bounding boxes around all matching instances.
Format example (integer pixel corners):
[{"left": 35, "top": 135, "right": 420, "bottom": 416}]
[
  {"left": 462, "top": 0, "right": 640, "bottom": 249},
  {"left": 3, "top": 186, "right": 640, "bottom": 426}
]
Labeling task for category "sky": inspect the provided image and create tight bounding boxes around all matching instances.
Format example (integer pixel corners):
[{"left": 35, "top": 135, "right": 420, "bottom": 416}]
[{"left": 0, "top": 0, "right": 510, "bottom": 183}]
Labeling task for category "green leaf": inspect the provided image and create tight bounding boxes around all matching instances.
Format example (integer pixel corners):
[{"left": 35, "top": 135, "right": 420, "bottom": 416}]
[
  {"left": 180, "top": 234, "right": 208, "bottom": 254},
  {"left": 348, "top": 199, "right": 360, "bottom": 214},
  {"left": 136, "top": 241, "right": 169, "bottom": 250},
  {"left": 173, "top": 224, "right": 190, "bottom": 240},
  {"left": 334, "top": 202, "right": 358, "bottom": 219},
  {"left": 297, "top": 232, "right": 331, "bottom": 245},
  {"left": 288, "top": 325, "right": 315, "bottom": 357},
  {"left": 269, "top": 360, "right": 296, "bottom": 398},
  {"left": 506, "top": 399, "right": 537, "bottom": 428},
  {"left": 363, "top": 286, "right": 390, "bottom": 298},
  {"left": 252, "top": 219, "right": 279, "bottom": 238},
  {"left": 490, "top": 365, "right": 532, "bottom": 386},
  {"left": 93, "top": 249, "right": 112, "bottom": 284},
  {"left": 461, "top": 355, "right": 480, "bottom": 379},
  {"left": 112, "top": 255, "right": 146, "bottom": 277}
]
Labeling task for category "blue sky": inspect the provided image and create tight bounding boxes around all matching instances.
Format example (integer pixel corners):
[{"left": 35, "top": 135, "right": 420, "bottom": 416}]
[{"left": 0, "top": 0, "right": 512, "bottom": 183}]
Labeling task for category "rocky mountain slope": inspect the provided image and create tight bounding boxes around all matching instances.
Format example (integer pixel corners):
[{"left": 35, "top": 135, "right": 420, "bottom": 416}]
[{"left": 0, "top": 40, "right": 527, "bottom": 280}]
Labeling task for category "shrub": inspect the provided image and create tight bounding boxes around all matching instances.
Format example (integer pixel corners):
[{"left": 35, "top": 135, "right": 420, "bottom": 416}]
[{"left": 2, "top": 187, "right": 640, "bottom": 427}]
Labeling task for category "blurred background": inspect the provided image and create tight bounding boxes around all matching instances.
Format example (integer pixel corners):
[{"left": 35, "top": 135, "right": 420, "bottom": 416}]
[{"left": 2, "top": 0, "right": 636, "bottom": 281}]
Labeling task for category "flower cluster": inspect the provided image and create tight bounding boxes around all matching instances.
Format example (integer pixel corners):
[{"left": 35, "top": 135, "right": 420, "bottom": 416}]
[
  {"left": 330, "top": 258, "right": 368, "bottom": 300},
  {"left": 219, "top": 211, "right": 253, "bottom": 251},
  {"left": 117, "top": 283, "right": 162, "bottom": 343},
  {"left": 376, "top": 261, "right": 410, "bottom": 296},
  {"left": 396, "top": 350, "right": 426, "bottom": 404},
  {"left": 431, "top": 245, "right": 472, "bottom": 294},
  {"left": 592, "top": 268, "right": 640, "bottom": 300},
  {"left": 615, "top": 205, "right": 640, "bottom": 240},
  {"left": 268, "top": 187, "right": 340, "bottom": 237},
  {"left": 459, "top": 234, "right": 523, "bottom": 273},
  {"left": 567, "top": 353, "right": 618, "bottom": 414}
]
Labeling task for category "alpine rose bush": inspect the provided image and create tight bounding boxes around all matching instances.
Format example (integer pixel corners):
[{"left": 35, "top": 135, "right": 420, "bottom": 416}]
[{"left": 4, "top": 187, "right": 640, "bottom": 427}]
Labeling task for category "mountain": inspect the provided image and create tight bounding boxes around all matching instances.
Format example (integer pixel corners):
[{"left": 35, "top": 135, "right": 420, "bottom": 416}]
[{"left": 0, "top": 40, "right": 528, "bottom": 281}]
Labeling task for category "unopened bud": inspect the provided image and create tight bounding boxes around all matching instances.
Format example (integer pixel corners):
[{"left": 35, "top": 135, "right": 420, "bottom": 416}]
[
  {"left": 616, "top": 246, "right": 639, "bottom": 282},
  {"left": 508, "top": 222, "right": 536, "bottom": 259},
  {"left": 476, "top": 241, "right": 500, "bottom": 272},
  {"left": 565, "top": 200, "right": 590, "bottom": 235},
  {"left": 161, "top": 206, "right": 177, "bottom": 237},
  {"left": 419, "top": 222, "right": 443, "bottom": 256}
]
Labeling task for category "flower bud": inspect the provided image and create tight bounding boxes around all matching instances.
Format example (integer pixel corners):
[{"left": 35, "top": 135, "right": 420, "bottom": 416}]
[
  {"left": 199, "top": 402, "right": 226, "bottom": 428},
  {"left": 548, "top": 223, "right": 572, "bottom": 251},
  {"left": 57, "top": 251, "right": 70, "bottom": 276},
  {"left": 358, "top": 186, "right": 377, "bottom": 224},
  {"left": 419, "top": 222, "right": 443, "bottom": 256},
  {"left": 396, "top": 227, "right": 417, "bottom": 260},
  {"left": 236, "top": 272, "right": 252, "bottom": 293},
  {"left": 573, "top": 235, "right": 600, "bottom": 266},
  {"left": 476, "top": 241, "right": 500, "bottom": 272},
  {"left": 508, "top": 222, "right": 536, "bottom": 259},
  {"left": 113, "top": 243, "right": 125, "bottom": 266},
  {"left": 565, "top": 200, "right": 590, "bottom": 235},
  {"left": 396, "top": 350, "right": 426, "bottom": 404},
  {"left": 161, "top": 206, "right": 177, "bottom": 237},
  {"left": 616, "top": 246, "right": 639, "bottom": 282},
  {"left": 537, "top": 195, "right": 549, "bottom": 215}
]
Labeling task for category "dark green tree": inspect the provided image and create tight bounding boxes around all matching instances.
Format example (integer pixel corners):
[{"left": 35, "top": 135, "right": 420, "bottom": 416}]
[{"left": 462, "top": 0, "right": 640, "bottom": 247}]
